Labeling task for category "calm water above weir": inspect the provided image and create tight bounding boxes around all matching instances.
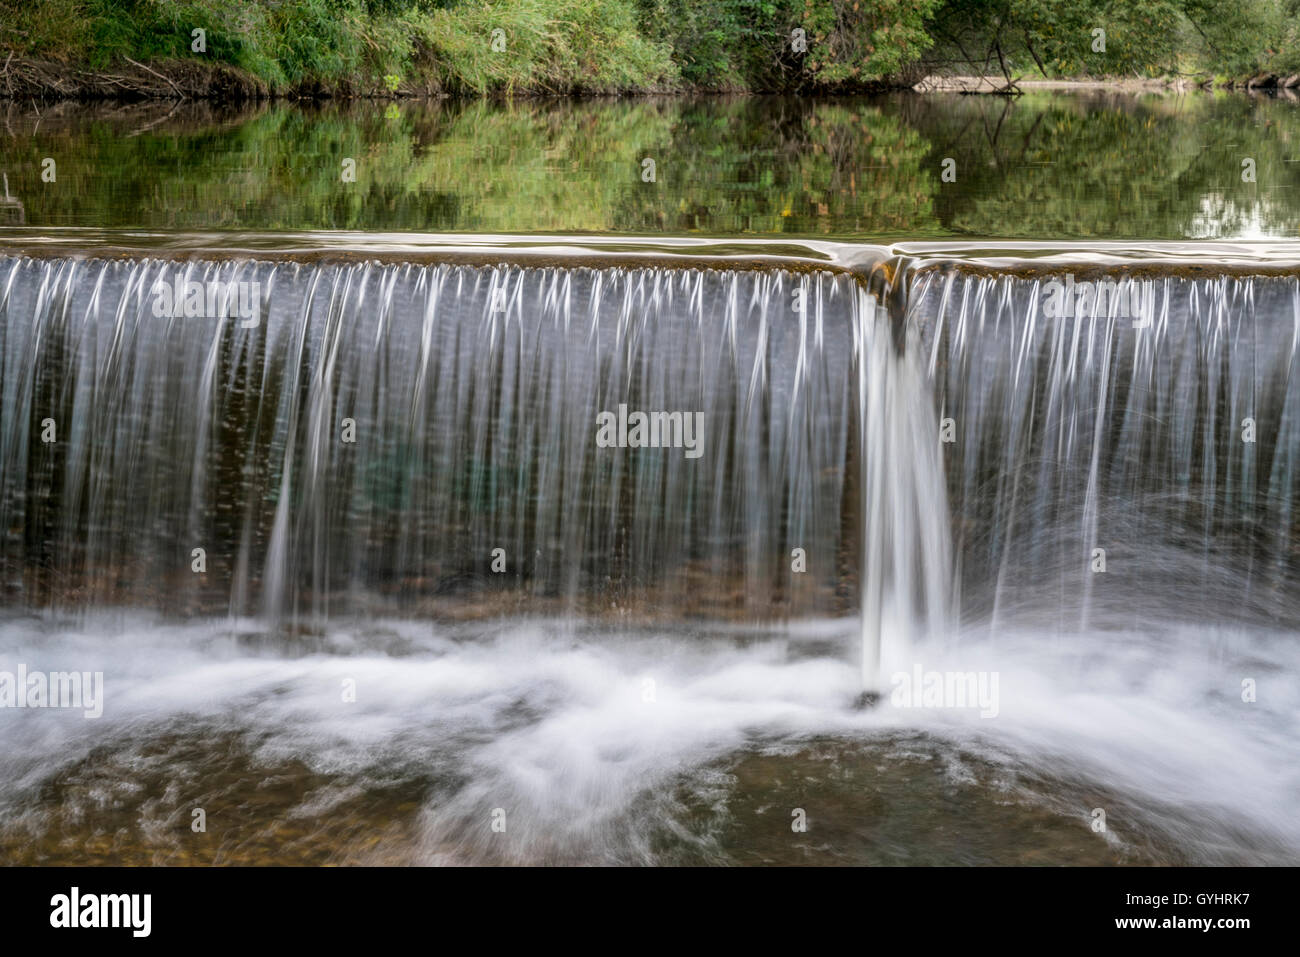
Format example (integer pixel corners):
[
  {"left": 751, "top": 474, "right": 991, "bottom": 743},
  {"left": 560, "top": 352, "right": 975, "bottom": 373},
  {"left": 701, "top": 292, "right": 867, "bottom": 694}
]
[{"left": 3, "top": 91, "right": 1300, "bottom": 238}]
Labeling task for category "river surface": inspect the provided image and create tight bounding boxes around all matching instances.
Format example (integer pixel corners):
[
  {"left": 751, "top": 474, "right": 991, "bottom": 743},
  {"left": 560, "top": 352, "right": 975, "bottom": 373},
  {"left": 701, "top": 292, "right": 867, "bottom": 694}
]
[{"left": 3, "top": 91, "right": 1300, "bottom": 238}]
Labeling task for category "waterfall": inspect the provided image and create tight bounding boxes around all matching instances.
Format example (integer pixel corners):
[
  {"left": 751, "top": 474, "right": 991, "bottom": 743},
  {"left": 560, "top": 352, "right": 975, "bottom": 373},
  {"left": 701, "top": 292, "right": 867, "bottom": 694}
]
[
  {"left": 6, "top": 247, "right": 1297, "bottom": 679},
  {"left": 856, "top": 291, "right": 952, "bottom": 687},
  {"left": 907, "top": 266, "right": 1300, "bottom": 632},
  {"left": 2, "top": 241, "right": 1298, "bottom": 865},
  {"left": 0, "top": 255, "right": 881, "bottom": 627}
]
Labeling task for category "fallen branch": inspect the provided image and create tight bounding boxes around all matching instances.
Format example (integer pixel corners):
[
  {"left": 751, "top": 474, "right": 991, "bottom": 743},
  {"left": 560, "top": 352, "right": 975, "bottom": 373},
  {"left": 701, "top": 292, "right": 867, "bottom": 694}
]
[{"left": 123, "top": 56, "right": 185, "bottom": 100}]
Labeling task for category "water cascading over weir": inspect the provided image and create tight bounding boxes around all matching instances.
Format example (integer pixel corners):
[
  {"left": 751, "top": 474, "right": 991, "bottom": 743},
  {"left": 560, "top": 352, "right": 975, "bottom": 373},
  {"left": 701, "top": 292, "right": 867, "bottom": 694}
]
[{"left": 2, "top": 233, "right": 1299, "bottom": 687}]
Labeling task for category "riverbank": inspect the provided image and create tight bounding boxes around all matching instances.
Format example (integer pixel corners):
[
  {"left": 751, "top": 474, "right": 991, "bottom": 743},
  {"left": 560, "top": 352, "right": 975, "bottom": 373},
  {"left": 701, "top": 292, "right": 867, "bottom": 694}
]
[
  {"left": 3, "top": 0, "right": 1297, "bottom": 103},
  {"left": 7, "top": 54, "right": 1300, "bottom": 103},
  {"left": 0, "top": 55, "right": 272, "bottom": 101}
]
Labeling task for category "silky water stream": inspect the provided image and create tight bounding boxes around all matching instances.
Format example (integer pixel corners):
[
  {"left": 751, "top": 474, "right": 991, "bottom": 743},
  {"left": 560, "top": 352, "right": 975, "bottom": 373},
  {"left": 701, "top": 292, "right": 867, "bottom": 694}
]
[{"left": 0, "top": 233, "right": 1295, "bottom": 864}]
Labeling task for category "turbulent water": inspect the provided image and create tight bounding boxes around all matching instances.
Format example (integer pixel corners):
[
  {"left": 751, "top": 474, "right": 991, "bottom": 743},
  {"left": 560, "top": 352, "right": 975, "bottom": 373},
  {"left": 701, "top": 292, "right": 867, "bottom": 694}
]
[{"left": 0, "top": 246, "right": 1296, "bottom": 865}]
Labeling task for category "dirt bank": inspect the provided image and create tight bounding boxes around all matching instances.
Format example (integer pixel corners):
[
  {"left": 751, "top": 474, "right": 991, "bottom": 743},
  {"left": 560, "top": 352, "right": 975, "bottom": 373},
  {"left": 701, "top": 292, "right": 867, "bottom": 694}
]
[{"left": 0, "top": 54, "right": 269, "bottom": 101}]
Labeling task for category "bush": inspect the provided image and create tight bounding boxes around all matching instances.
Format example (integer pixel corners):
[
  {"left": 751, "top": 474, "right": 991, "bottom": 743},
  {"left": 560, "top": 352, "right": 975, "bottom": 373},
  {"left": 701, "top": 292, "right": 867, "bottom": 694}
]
[{"left": 422, "top": 0, "right": 678, "bottom": 94}]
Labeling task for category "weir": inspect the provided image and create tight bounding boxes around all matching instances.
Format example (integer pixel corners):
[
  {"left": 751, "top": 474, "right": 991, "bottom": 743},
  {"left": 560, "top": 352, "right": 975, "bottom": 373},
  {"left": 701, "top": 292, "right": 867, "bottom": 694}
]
[
  {"left": 1, "top": 234, "right": 1298, "bottom": 687},
  {"left": 0, "top": 243, "right": 879, "bottom": 631},
  {"left": 901, "top": 252, "right": 1300, "bottom": 633}
]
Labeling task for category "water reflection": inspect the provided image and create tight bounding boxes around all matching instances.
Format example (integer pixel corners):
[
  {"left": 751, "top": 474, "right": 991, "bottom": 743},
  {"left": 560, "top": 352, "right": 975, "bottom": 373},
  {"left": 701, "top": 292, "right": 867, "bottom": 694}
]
[{"left": 2, "top": 91, "right": 1298, "bottom": 239}]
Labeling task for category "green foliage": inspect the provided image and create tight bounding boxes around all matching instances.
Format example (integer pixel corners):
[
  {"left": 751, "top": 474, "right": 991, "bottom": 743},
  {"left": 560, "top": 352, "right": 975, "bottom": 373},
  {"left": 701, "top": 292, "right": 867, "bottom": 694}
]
[
  {"left": 926, "top": 0, "right": 1288, "bottom": 80},
  {"left": 0, "top": 0, "right": 91, "bottom": 60},
  {"left": 0, "top": 0, "right": 1293, "bottom": 93},
  {"left": 0, "top": 0, "right": 675, "bottom": 94},
  {"left": 421, "top": 0, "right": 678, "bottom": 94},
  {"left": 1268, "top": 0, "right": 1300, "bottom": 74},
  {"left": 801, "top": 0, "right": 944, "bottom": 86},
  {"left": 633, "top": 0, "right": 947, "bottom": 91},
  {"left": 633, "top": 0, "right": 802, "bottom": 90},
  {"left": 927, "top": 0, "right": 1183, "bottom": 78},
  {"left": 1183, "top": 0, "right": 1290, "bottom": 77},
  {"left": 634, "top": 0, "right": 747, "bottom": 89}
]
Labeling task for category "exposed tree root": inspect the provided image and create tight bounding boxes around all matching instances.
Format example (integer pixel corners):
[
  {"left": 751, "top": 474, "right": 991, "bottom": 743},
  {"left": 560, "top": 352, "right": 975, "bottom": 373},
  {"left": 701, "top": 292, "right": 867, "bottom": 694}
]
[{"left": 0, "top": 56, "right": 269, "bottom": 102}]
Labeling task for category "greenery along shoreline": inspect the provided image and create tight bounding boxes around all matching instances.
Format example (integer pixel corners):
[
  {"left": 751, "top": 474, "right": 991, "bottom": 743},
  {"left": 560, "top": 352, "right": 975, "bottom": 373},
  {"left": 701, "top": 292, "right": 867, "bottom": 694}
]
[{"left": 1, "top": 0, "right": 1299, "bottom": 100}]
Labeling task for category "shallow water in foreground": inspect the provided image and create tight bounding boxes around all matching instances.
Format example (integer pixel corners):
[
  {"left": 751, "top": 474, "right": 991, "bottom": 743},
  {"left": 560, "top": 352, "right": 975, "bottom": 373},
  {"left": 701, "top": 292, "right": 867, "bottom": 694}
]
[{"left": 0, "top": 614, "right": 1293, "bottom": 865}]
